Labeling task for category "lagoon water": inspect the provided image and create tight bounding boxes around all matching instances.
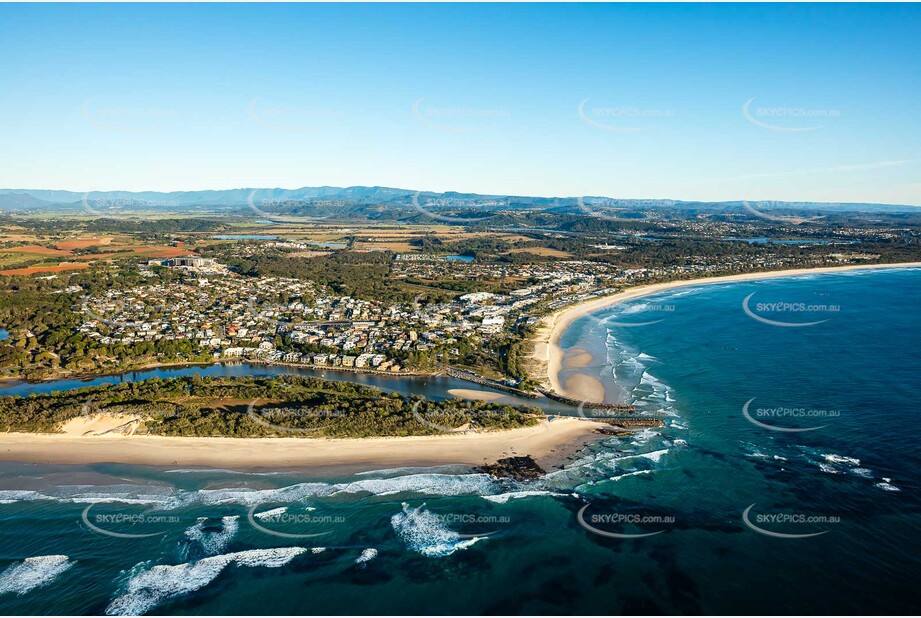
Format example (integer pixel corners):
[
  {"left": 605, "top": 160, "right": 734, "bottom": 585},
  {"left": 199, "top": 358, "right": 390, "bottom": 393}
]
[{"left": 0, "top": 268, "right": 918, "bottom": 614}]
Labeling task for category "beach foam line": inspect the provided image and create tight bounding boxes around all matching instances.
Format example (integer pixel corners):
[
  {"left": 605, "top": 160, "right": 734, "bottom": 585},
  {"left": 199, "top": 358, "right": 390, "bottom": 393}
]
[
  {"left": 0, "top": 555, "right": 75, "bottom": 596},
  {"left": 0, "top": 472, "right": 518, "bottom": 511},
  {"left": 164, "top": 468, "right": 289, "bottom": 476},
  {"left": 199, "top": 472, "right": 500, "bottom": 507},
  {"left": 0, "top": 490, "right": 45, "bottom": 504},
  {"left": 0, "top": 486, "right": 175, "bottom": 506},
  {"left": 106, "top": 547, "right": 307, "bottom": 616}
]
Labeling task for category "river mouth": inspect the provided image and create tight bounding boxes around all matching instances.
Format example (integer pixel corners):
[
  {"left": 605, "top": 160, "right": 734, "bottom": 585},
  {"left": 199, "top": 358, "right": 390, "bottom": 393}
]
[{"left": 0, "top": 361, "right": 579, "bottom": 415}]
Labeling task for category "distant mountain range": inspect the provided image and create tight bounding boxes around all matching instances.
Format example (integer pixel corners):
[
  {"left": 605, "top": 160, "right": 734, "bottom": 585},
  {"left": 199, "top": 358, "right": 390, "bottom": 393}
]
[{"left": 0, "top": 186, "right": 917, "bottom": 217}]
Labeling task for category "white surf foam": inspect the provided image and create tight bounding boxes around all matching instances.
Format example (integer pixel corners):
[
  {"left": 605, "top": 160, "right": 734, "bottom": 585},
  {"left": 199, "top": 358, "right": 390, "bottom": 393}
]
[
  {"left": 875, "top": 482, "right": 901, "bottom": 492},
  {"left": 610, "top": 469, "right": 653, "bottom": 481},
  {"left": 391, "top": 503, "right": 485, "bottom": 557},
  {"left": 0, "top": 490, "right": 45, "bottom": 504},
  {"left": 105, "top": 547, "right": 306, "bottom": 616},
  {"left": 355, "top": 548, "right": 378, "bottom": 564},
  {"left": 253, "top": 507, "right": 287, "bottom": 521},
  {"left": 628, "top": 428, "right": 661, "bottom": 446},
  {"left": 638, "top": 448, "right": 669, "bottom": 463},
  {"left": 198, "top": 473, "right": 498, "bottom": 507},
  {"left": 0, "top": 555, "right": 74, "bottom": 596},
  {"left": 164, "top": 469, "right": 287, "bottom": 476},
  {"left": 4, "top": 471, "right": 508, "bottom": 512},
  {"left": 822, "top": 454, "right": 861, "bottom": 466},
  {"left": 481, "top": 490, "right": 556, "bottom": 504},
  {"left": 184, "top": 516, "right": 239, "bottom": 555}
]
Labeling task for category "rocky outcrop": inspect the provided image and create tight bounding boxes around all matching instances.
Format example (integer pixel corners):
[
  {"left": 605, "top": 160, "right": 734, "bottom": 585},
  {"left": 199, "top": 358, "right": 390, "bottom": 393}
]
[{"left": 476, "top": 455, "right": 546, "bottom": 481}]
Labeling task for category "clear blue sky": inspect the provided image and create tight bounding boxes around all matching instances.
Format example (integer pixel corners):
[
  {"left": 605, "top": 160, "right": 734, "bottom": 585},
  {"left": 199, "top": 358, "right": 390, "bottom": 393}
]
[{"left": 1, "top": 3, "right": 919, "bottom": 204}]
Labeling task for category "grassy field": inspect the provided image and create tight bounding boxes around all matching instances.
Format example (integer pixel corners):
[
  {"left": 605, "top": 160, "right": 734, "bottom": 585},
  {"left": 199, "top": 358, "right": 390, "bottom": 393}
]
[
  {"left": 0, "top": 230, "right": 198, "bottom": 276},
  {"left": 0, "top": 217, "right": 567, "bottom": 277},
  {"left": 506, "top": 247, "right": 573, "bottom": 258}
]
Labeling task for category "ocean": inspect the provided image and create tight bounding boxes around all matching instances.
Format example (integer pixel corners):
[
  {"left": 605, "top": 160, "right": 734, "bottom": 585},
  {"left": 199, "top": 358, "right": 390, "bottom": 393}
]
[{"left": 0, "top": 267, "right": 918, "bottom": 615}]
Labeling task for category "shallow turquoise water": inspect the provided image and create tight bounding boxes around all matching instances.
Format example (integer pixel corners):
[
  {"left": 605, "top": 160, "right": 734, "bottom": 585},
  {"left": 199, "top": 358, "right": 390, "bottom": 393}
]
[{"left": 0, "top": 268, "right": 918, "bottom": 615}]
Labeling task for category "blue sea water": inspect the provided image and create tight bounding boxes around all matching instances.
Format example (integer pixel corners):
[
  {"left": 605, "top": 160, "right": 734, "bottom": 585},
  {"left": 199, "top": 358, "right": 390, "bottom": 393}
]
[{"left": 0, "top": 268, "right": 918, "bottom": 615}]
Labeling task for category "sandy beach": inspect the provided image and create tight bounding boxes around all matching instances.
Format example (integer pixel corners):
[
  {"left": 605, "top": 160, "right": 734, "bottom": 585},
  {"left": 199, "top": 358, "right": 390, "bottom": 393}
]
[
  {"left": 562, "top": 348, "right": 594, "bottom": 369},
  {"left": 447, "top": 388, "right": 504, "bottom": 401},
  {"left": 0, "top": 417, "right": 604, "bottom": 471},
  {"left": 527, "top": 262, "right": 921, "bottom": 402}
]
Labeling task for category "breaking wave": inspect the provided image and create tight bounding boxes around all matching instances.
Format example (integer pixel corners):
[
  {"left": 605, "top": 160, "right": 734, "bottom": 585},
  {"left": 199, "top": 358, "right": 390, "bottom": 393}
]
[
  {"left": 105, "top": 547, "right": 306, "bottom": 616},
  {"left": 355, "top": 548, "right": 378, "bottom": 564},
  {"left": 481, "top": 490, "right": 557, "bottom": 504},
  {"left": 0, "top": 555, "right": 74, "bottom": 596},
  {"left": 184, "top": 516, "right": 239, "bottom": 556},
  {"left": 391, "top": 503, "right": 485, "bottom": 557}
]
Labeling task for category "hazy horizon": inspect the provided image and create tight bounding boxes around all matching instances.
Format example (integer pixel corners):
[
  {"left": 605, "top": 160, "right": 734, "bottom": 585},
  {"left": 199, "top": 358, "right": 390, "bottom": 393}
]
[{"left": 1, "top": 3, "right": 919, "bottom": 205}]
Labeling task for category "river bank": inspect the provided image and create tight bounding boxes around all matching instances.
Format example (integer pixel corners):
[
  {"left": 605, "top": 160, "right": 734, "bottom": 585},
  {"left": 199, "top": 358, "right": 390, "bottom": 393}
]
[
  {"left": 525, "top": 262, "right": 921, "bottom": 402},
  {"left": 0, "top": 358, "right": 428, "bottom": 388}
]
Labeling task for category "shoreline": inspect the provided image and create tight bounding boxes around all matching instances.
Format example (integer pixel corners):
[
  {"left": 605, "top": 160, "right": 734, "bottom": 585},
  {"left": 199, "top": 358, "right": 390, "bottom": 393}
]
[
  {"left": 526, "top": 262, "right": 921, "bottom": 402},
  {"left": 0, "top": 417, "right": 604, "bottom": 471}
]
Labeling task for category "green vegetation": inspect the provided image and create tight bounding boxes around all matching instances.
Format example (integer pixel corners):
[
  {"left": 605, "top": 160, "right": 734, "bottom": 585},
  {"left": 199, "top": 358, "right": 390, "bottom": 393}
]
[
  {"left": 0, "top": 375, "right": 542, "bottom": 437},
  {"left": 0, "top": 216, "right": 228, "bottom": 235},
  {"left": 209, "top": 248, "right": 411, "bottom": 302},
  {"left": 0, "top": 264, "right": 203, "bottom": 380}
]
